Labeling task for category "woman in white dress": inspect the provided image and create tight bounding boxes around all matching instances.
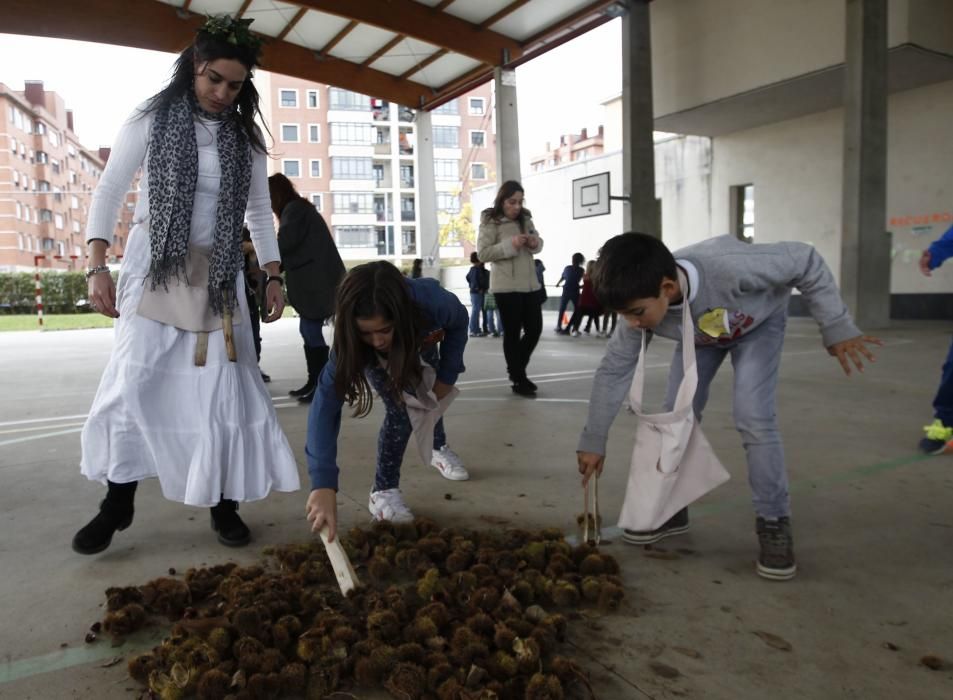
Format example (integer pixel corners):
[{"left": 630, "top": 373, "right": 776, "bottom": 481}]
[{"left": 73, "top": 15, "right": 299, "bottom": 555}]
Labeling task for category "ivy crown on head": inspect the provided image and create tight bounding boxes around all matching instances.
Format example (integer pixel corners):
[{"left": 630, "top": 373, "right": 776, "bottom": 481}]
[{"left": 199, "top": 14, "right": 264, "bottom": 52}]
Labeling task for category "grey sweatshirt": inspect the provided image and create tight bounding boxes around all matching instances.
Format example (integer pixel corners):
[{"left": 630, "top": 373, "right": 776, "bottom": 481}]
[{"left": 577, "top": 235, "right": 862, "bottom": 455}]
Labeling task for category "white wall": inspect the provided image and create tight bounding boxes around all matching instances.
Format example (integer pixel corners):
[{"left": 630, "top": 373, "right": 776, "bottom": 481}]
[
  {"left": 651, "top": 0, "right": 912, "bottom": 117},
  {"left": 709, "top": 79, "right": 953, "bottom": 293}
]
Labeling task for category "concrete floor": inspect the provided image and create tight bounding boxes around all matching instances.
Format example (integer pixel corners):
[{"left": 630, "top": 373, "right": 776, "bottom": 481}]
[{"left": 1, "top": 313, "right": 952, "bottom": 699}]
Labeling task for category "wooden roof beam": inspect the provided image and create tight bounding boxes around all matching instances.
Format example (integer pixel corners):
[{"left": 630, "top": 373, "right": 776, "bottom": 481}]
[{"left": 284, "top": 0, "right": 521, "bottom": 65}]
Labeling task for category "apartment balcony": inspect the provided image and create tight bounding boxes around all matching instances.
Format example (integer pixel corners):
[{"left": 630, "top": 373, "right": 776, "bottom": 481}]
[
  {"left": 400, "top": 210, "right": 416, "bottom": 222},
  {"left": 374, "top": 176, "right": 393, "bottom": 189},
  {"left": 372, "top": 107, "right": 390, "bottom": 122},
  {"left": 373, "top": 142, "right": 391, "bottom": 156},
  {"left": 399, "top": 178, "right": 414, "bottom": 189}
]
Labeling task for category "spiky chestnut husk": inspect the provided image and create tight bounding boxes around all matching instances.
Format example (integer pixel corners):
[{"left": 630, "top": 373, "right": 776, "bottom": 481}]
[
  {"left": 206, "top": 627, "right": 232, "bottom": 658},
  {"left": 437, "top": 676, "right": 465, "bottom": 700},
  {"left": 550, "top": 581, "right": 581, "bottom": 608},
  {"left": 597, "top": 582, "right": 624, "bottom": 612},
  {"left": 507, "top": 579, "right": 535, "bottom": 607},
  {"left": 413, "top": 516, "right": 439, "bottom": 537},
  {"left": 570, "top": 544, "right": 597, "bottom": 568},
  {"left": 444, "top": 549, "right": 472, "bottom": 573},
  {"left": 427, "top": 661, "right": 456, "bottom": 691},
  {"left": 103, "top": 603, "right": 148, "bottom": 638},
  {"left": 417, "top": 536, "right": 449, "bottom": 562},
  {"left": 501, "top": 529, "right": 533, "bottom": 550},
  {"left": 371, "top": 520, "right": 397, "bottom": 538},
  {"left": 416, "top": 568, "right": 443, "bottom": 600},
  {"left": 330, "top": 624, "right": 360, "bottom": 645},
  {"left": 525, "top": 672, "right": 564, "bottom": 700},
  {"left": 518, "top": 541, "right": 548, "bottom": 571},
  {"left": 416, "top": 601, "right": 450, "bottom": 629},
  {"left": 504, "top": 616, "right": 535, "bottom": 639},
  {"left": 530, "top": 624, "right": 558, "bottom": 656},
  {"left": 579, "top": 553, "right": 608, "bottom": 576},
  {"left": 366, "top": 610, "right": 400, "bottom": 641},
  {"left": 405, "top": 615, "right": 438, "bottom": 644},
  {"left": 128, "top": 653, "right": 157, "bottom": 685},
  {"left": 246, "top": 671, "right": 281, "bottom": 700},
  {"left": 276, "top": 662, "right": 307, "bottom": 695},
  {"left": 513, "top": 637, "right": 541, "bottom": 674},
  {"left": 545, "top": 554, "right": 573, "bottom": 578},
  {"left": 468, "top": 563, "right": 493, "bottom": 580},
  {"left": 470, "top": 586, "right": 501, "bottom": 612},
  {"left": 258, "top": 648, "right": 284, "bottom": 674},
  {"left": 195, "top": 668, "right": 230, "bottom": 700},
  {"left": 393, "top": 521, "right": 420, "bottom": 542},
  {"left": 384, "top": 662, "right": 427, "bottom": 699},
  {"left": 580, "top": 576, "right": 603, "bottom": 602},
  {"left": 487, "top": 650, "right": 519, "bottom": 680},
  {"left": 231, "top": 607, "right": 263, "bottom": 638},
  {"left": 366, "top": 556, "right": 392, "bottom": 583},
  {"left": 234, "top": 636, "right": 265, "bottom": 661},
  {"left": 466, "top": 612, "right": 495, "bottom": 637},
  {"left": 542, "top": 614, "right": 568, "bottom": 642},
  {"left": 395, "top": 547, "right": 425, "bottom": 572},
  {"left": 105, "top": 585, "right": 144, "bottom": 612},
  {"left": 395, "top": 642, "right": 425, "bottom": 664},
  {"left": 493, "top": 623, "right": 517, "bottom": 651}
]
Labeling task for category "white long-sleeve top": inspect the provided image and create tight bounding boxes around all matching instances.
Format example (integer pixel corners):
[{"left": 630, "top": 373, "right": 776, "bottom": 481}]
[{"left": 85, "top": 104, "right": 279, "bottom": 270}]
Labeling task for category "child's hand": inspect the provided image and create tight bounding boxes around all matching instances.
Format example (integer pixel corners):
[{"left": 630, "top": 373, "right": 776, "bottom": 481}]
[
  {"left": 920, "top": 250, "right": 933, "bottom": 276},
  {"left": 433, "top": 380, "right": 452, "bottom": 400},
  {"left": 827, "top": 335, "right": 883, "bottom": 375},
  {"left": 306, "top": 488, "right": 338, "bottom": 540},
  {"left": 577, "top": 451, "right": 605, "bottom": 487}
]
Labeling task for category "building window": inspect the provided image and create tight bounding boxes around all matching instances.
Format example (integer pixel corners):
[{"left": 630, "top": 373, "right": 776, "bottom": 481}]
[
  {"left": 329, "top": 88, "right": 371, "bottom": 111},
  {"left": 730, "top": 184, "right": 755, "bottom": 243},
  {"left": 54, "top": 213, "right": 64, "bottom": 230},
  {"left": 9, "top": 137, "right": 16, "bottom": 155},
  {"left": 399, "top": 164, "right": 414, "bottom": 188},
  {"left": 433, "top": 99, "right": 459, "bottom": 115},
  {"left": 310, "top": 193, "right": 323, "bottom": 211},
  {"left": 308, "top": 124, "right": 321, "bottom": 143},
  {"left": 333, "top": 192, "right": 374, "bottom": 214},
  {"left": 334, "top": 225, "right": 376, "bottom": 248},
  {"left": 436, "top": 192, "right": 460, "bottom": 213},
  {"left": 434, "top": 159, "right": 459, "bottom": 181},
  {"left": 282, "top": 159, "right": 301, "bottom": 178},
  {"left": 433, "top": 126, "right": 459, "bottom": 148},
  {"left": 470, "top": 162, "right": 487, "bottom": 180},
  {"left": 279, "top": 89, "right": 298, "bottom": 107},
  {"left": 281, "top": 124, "right": 300, "bottom": 142},
  {"left": 330, "top": 122, "right": 374, "bottom": 145},
  {"left": 469, "top": 130, "right": 486, "bottom": 148},
  {"left": 468, "top": 97, "right": 486, "bottom": 116},
  {"left": 15, "top": 202, "right": 22, "bottom": 219},
  {"left": 71, "top": 195, "right": 79, "bottom": 209},
  {"left": 331, "top": 157, "right": 374, "bottom": 179},
  {"left": 307, "top": 90, "right": 319, "bottom": 109},
  {"left": 310, "top": 159, "right": 322, "bottom": 178}
]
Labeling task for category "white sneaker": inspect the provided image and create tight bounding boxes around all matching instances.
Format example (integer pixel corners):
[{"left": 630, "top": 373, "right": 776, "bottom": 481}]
[
  {"left": 431, "top": 445, "right": 470, "bottom": 481},
  {"left": 570, "top": 330, "right": 581, "bottom": 337},
  {"left": 368, "top": 488, "right": 415, "bottom": 522}
]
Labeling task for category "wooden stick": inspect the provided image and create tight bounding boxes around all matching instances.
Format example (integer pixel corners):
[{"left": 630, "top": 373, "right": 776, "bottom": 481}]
[
  {"left": 319, "top": 525, "right": 360, "bottom": 595},
  {"left": 194, "top": 332, "right": 208, "bottom": 366},
  {"left": 223, "top": 302, "right": 237, "bottom": 362}
]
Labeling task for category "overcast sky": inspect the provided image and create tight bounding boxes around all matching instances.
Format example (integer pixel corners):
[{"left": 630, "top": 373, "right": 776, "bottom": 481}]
[{"left": 0, "top": 19, "right": 621, "bottom": 166}]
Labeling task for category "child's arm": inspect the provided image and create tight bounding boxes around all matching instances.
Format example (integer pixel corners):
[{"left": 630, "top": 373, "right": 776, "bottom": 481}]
[
  {"left": 576, "top": 323, "right": 644, "bottom": 485},
  {"left": 305, "top": 353, "right": 346, "bottom": 538},
  {"left": 923, "top": 222, "right": 953, "bottom": 273},
  {"left": 428, "top": 286, "right": 470, "bottom": 390}
]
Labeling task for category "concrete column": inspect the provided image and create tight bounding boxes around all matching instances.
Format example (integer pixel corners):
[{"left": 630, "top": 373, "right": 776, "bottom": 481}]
[
  {"left": 621, "top": 0, "right": 659, "bottom": 237},
  {"left": 415, "top": 108, "right": 440, "bottom": 277},
  {"left": 493, "top": 67, "right": 521, "bottom": 184},
  {"left": 841, "top": 0, "right": 890, "bottom": 328}
]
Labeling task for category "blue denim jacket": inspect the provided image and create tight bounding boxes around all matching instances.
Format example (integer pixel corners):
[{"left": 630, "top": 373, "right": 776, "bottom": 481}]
[{"left": 305, "top": 278, "right": 468, "bottom": 491}]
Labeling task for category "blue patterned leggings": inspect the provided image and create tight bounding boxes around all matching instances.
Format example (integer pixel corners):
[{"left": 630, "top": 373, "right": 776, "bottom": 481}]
[{"left": 365, "top": 357, "right": 447, "bottom": 492}]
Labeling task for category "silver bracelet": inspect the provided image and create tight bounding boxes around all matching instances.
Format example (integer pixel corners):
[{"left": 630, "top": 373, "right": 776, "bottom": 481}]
[{"left": 85, "top": 265, "right": 110, "bottom": 281}]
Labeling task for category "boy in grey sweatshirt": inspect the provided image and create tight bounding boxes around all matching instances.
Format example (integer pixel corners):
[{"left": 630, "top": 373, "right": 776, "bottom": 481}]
[{"left": 576, "top": 233, "right": 881, "bottom": 580}]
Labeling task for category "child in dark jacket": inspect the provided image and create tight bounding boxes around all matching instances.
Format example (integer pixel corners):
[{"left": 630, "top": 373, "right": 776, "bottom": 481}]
[
  {"left": 577, "top": 233, "right": 881, "bottom": 581},
  {"left": 305, "top": 262, "right": 470, "bottom": 540},
  {"left": 466, "top": 252, "right": 489, "bottom": 337},
  {"left": 568, "top": 260, "right": 603, "bottom": 336},
  {"left": 555, "top": 252, "right": 585, "bottom": 333}
]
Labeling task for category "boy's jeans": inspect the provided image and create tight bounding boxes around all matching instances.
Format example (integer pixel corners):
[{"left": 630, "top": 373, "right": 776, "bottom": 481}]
[
  {"left": 664, "top": 310, "right": 789, "bottom": 520},
  {"left": 931, "top": 337, "right": 953, "bottom": 426},
  {"left": 469, "top": 293, "right": 485, "bottom": 335}
]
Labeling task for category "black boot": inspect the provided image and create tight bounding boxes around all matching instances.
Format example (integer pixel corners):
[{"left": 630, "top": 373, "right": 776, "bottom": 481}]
[
  {"left": 297, "top": 346, "right": 329, "bottom": 404},
  {"left": 288, "top": 345, "right": 315, "bottom": 397},
  {"left": 210, "top": 498, "right": 251, "bottom": 547},
  {"left": 72, "top": 480, "right": 137, "bottom": 555}
]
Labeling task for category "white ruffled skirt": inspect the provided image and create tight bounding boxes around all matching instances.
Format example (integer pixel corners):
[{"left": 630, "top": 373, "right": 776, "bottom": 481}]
[{"left": 80, "top": 229, "right": 300, "bottom": 506}]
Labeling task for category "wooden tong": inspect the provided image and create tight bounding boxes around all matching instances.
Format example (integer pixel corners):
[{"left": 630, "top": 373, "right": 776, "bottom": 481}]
[{"left": 583, "top": 475, "right": 601, "bottom": 545}]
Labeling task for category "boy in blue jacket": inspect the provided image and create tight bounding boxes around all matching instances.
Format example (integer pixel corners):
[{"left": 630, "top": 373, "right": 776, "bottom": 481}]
[
  {"left": 576, "top": 233, "right": 881, "bottom": 580},
  {"left": 918, "top": 223, "right": 953, "bottom": 453}
]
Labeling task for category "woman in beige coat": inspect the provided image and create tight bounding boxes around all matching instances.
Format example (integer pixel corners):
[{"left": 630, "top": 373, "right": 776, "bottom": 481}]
[{"left": 477, "top": 180, "right": 544, "bottom": 396}]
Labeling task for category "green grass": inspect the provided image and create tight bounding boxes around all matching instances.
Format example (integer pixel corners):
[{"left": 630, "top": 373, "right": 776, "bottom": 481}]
[{"left": 0, "top": 314, "right": 116, "bottom": 332}]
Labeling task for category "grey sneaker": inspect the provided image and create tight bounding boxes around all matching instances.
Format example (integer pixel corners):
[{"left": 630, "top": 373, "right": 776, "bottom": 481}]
[
  {"left": 622, "top": 508, "right": 690, "bottom": 545},
  {"left": 756, "top": 516, "right": 797, "bottom": 580}
]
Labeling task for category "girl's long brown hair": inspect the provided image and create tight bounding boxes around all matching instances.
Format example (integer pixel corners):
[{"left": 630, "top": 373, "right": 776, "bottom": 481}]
[
  {"left": 333, "top": 261, "right": 424, "bottom": 417},
  {"left": 267, "top": 172, "right": 307, "bottom": 217}
]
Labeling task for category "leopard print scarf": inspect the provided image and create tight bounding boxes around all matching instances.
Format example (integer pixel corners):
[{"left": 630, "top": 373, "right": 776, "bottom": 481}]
[{"left": 146, "top": 94, "right": 251, "bottom": 316}]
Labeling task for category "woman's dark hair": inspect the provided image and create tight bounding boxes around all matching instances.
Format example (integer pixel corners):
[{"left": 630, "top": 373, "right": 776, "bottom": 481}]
[
  {"left": 333, "top": 261, "right": 424, "bottom": 418},
  {"left": 268, "top": 173, "right": 307, "bottom": 217},
  {"left": 591, "top": 232, "right": 678, "bottom": 310},
  {"left": 411, "top": 259, "right": 423, "bottom": 278},
  {"left": 140, "top": 28, "right": 269, "bottom": 152},
  {"left": 470, "top": 252, "right": 480, "bottom": 264},
  {"left": 485, "top": 180, "right": 532, "bottom": 233},
  {"left": 571, "top": 252, "right": 585, "bottom": 266}
]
